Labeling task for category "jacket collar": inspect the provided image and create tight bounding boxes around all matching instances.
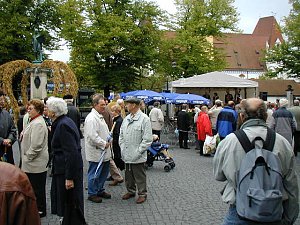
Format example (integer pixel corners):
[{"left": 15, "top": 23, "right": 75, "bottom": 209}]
[
  {"left": 127, "top": 110, "right": 142, "bottom": 123},
  {"left": 92, "top": 108, "right": 104, "bottom": 120},
  {"left": 240, "top": 119, "right": 267, "bottom": 129}
]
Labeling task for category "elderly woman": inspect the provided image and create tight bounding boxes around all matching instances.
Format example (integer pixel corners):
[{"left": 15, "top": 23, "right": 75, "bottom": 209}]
[
  {"left": 21, "top": 99, "right": 49, "bottom": 217},
  {"left": 46, "top": 97, "right": 84, "bottom": 220}
]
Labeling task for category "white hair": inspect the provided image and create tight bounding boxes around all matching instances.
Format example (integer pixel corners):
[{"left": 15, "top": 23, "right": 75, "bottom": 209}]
[
  {"left": 117, "top": 99, "right": 124, "bottom": 104},
  {"left": 46, "top": 96, "right": 68, "bottom": 117},
  {"left": 279, "top": 98, "right": 289, "bottom": 108}
]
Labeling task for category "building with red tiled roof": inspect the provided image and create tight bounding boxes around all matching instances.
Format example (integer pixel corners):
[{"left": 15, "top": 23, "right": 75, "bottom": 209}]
[
  {"left": 163, "top": 16, "right": 284, "bottom": 79},
  {"left": 216, "top": 16, "right": 284, "bottom": 79}
]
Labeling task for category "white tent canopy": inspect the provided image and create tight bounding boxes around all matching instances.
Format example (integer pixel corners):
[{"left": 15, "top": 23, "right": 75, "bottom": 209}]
[{"left": 171, "top": 71, "right": 258, "bottom": 88}]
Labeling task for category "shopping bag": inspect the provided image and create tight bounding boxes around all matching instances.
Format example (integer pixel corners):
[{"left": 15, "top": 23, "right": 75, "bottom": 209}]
[{"left": 203, "top": 135, "right": 217, "bottom": 154}]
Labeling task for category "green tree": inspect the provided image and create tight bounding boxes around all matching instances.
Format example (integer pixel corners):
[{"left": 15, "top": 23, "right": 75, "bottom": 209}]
[
  {"left": 0, "top": 0, "right": 62, "bottom": 65},
  {"left": 157, "top": 0, "right": 239, "bottom": 79},
  {"left": 265, "top": 0, "right": 300, "bottom": 78},
  {"left": 60, "top": 0, "right": 165, "bottom": 95}
]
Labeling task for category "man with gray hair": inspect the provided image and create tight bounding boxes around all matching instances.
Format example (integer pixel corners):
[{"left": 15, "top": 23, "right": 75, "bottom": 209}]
[
  {"left": 208, "top": 99, "right": 223, "bottom": 135},
  {"left": 288, "top": 99, "right": 300, "bottom": 156},
  {"left": 214, "top": 98, "right": 299, "bottom": 225},
  {"left": 268, "top": 98, "right": 297, "bottom": 146}
]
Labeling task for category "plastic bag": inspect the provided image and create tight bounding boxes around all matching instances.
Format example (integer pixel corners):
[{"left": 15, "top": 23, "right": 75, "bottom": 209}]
[{"left": 203, "top": 134, "right": 217, "bottom": 154}]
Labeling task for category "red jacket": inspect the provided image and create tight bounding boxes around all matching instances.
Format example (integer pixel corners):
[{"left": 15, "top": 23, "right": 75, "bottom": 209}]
[{"left": 197, "top": 111, "right": 213, "bottom": 141}]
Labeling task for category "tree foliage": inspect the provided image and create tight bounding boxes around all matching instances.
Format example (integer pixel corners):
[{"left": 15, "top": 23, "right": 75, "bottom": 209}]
[
  {"left": 156, "top": 0, "right": 239, "bottom": 80},
  {"left": 59, "top": 0, "right": 165, "bottom": 95},
  {"left": 265, "top": 0, "right": 300, "bottom": 78},
  {"left": 0, "top": 0, "right": 62, "bottom": 65}
]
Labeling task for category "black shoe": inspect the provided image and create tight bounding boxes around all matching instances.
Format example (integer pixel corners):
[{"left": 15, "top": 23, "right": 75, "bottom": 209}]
[
  {"left": 184, "top": 147, "right": 190, "bottom": 149},
  {"left": 106, "top": 176, "right": 113, "bottom": 181}
]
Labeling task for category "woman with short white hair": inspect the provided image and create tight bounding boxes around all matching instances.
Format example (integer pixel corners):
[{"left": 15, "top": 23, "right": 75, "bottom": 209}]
[{"left": 46, "top": 97, "right": 85, "bottom": 222}]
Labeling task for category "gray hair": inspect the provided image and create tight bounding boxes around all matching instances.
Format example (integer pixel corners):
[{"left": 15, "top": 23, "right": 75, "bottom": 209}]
[
  {"left": 294, "top": 99, "right": 300, "bottom": 106},
  {"left": 92, "top": 94, "right": 104, "bottom": 107},
  {"left": 46, "top": 97, "right": 68, "bottom": 117},
  {"left": 279, "top": 98, "right": 289, "bottom": 107},
  {"left": 240, "top": 98, "right": 267, "bottom": 122}
]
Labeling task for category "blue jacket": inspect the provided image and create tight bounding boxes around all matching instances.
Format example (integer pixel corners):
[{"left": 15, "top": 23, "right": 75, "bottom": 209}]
[{"left": 216, "top": 106, "right": 238, "bottom": 138}]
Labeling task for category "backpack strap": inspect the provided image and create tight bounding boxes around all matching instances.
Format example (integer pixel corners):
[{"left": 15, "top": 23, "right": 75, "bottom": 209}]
[
  {"left": 235, "top": 127, "right": 276, "bottom": 153},
  {"left": 262, "top": 127, "right": 276, "bottom": 151},
  {"left": 234, "top": 129, "right": 253, "bottom": 153}
]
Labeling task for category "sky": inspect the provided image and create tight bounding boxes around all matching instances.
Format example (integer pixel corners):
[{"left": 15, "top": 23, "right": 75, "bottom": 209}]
[{"left": 49, "top": 0, "right": 292, "bottom": 62}]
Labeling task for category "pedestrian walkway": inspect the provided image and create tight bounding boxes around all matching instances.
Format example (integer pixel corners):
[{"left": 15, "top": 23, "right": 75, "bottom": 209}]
[{"left": 33, "top": 138, "right": 300, "bottom": 225}]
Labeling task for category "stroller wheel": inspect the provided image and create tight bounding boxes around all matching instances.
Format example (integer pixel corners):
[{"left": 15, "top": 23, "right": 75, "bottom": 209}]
[
  {"left": 164, "top": 165, "right": 171, "bottom": 172},
  {"left": 147, "top": 162, "right": 153, "bottom": 167},
  {"left": 170, "top": 162, "right": 175, "bottom": 168}
]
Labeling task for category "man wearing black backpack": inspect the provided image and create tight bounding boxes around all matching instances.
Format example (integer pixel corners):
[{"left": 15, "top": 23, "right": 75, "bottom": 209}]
[{"left": 213, "top": 98, "right": 299, "bottom": 225}]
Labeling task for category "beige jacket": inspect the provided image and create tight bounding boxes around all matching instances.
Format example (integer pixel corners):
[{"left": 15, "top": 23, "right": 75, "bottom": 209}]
[
  {"left": 21, "top": 115, "right": 48, "bottom": 173},
  {"left": 149, "top": 107, "right": 164, "bottom": 131}
]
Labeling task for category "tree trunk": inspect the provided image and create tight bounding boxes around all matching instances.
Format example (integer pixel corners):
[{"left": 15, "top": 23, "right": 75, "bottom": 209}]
[{"left": 104, "top": 85, "right": 110, "bottom": 98}]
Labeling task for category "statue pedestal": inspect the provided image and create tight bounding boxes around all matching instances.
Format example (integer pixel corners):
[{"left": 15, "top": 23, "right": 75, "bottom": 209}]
[
  {"left": 286, "top": 91, "right": 293, "bottom": 108},
  {"left": 30, "top": 68, "right": 47, "bottom": 100}
]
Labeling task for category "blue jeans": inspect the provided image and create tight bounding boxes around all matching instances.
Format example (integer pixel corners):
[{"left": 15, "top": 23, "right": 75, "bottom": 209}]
[
  {"left": 222, "top": 205, "right": 249, "bottom": 225},
  {"left": 222, "top": 205, "right": 283, "bottom": 225},
  {"left": 87, "top": 161, "right": 110, "bottom": 197}
]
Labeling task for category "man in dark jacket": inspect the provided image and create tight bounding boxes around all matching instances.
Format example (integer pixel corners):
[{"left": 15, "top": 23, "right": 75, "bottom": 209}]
[
  {"left": 268, "top": 98, "right": 296, "bottom": 146},
  {"left": 63, "top": 94, "right": 83, "bottom": 139},
  {"left": 0, "top": 90, "right": 17, "bottom": 164},
  {"left": 177, "top": 104, "right": 191, "bottom": 149}
]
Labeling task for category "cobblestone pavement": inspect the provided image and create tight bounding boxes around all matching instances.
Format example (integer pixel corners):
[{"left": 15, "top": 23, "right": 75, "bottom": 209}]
[{"left": 13, "top": 134, "right": 300, "bottom": 225}]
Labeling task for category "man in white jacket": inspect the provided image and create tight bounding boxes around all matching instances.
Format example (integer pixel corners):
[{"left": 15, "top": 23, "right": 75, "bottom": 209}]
[
  {"left": 84, "top": 94, "right": 112, "bottom": 203},
  {"left": 149, "top": 101, "right": 164, "bottom": 139},
  {"left": 119, "top": 97, "right": 152, "bottom": 204}
]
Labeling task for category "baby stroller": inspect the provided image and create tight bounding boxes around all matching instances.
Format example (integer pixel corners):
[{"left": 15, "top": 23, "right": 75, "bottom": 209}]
[{"left": 146, "top": 135, "right": 175, "bottom": 172}]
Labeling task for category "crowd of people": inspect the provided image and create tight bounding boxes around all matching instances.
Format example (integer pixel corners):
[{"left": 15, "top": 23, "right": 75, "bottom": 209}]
[
  {"left": 0, "top": 88, "right": 299, "bottom": 224},
  {"left": 0, "top": 90, "right": 154, "bottom": 224}
]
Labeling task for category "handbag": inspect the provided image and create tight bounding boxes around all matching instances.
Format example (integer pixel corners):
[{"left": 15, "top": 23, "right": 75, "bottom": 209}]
[{"left": 62, "top": 189, "right": 87, "bottom": 225}]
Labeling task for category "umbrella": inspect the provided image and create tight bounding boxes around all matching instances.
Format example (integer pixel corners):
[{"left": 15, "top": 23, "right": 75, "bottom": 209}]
[
  {"left": 93, "top": 151, "right": 106, "bottom": 182},
  {"left": 160, "top": 92, "right": 179, "bottom": 104},
  {"left": 122, "top": 90, "right": 164, "bottom": 102},
  {"left": 173, "top": 93, "right": 210, "bottom": 105}
]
